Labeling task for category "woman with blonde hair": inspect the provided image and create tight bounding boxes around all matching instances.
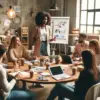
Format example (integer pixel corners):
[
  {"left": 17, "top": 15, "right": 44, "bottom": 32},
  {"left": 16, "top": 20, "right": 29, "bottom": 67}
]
[
  {"left": 89, "top": 39, "right": 100, "bottom": 66},
  {"left": 7, "top": 36, "right": 33, "bottom": 62}
]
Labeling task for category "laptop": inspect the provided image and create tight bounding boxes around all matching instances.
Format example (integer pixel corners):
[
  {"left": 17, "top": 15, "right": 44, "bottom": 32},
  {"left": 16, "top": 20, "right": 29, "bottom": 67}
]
[{"left": 49, "top": 65, "right": 70, "bottom": 80}]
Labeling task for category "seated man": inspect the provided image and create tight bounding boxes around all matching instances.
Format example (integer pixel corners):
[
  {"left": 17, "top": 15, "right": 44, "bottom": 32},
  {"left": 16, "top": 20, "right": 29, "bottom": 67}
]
[{"left": 71, "top": 33, "right": 89, "bottom": 58}]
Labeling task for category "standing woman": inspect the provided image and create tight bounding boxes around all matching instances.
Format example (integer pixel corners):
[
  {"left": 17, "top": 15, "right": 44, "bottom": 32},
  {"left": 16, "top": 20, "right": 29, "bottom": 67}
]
[{"left": 32, "top": 12, "right": 53, "bottom": 57}]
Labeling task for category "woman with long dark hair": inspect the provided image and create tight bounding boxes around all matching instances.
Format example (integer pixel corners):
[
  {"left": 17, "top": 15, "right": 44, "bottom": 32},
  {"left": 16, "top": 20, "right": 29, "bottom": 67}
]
[{"left": 47, "top": 50, "right": 99, "bottom": 100}]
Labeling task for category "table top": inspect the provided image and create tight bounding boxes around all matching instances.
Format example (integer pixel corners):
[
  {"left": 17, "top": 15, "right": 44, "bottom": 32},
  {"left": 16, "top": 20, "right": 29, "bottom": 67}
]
[{"left": 7, "top": 63, "right": 82, "bottom": 84}]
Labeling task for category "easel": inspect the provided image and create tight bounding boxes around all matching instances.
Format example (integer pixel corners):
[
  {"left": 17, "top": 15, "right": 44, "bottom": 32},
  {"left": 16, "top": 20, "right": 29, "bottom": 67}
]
[{"left": 50, "top": 43, "right": 68, "bottom": 55}]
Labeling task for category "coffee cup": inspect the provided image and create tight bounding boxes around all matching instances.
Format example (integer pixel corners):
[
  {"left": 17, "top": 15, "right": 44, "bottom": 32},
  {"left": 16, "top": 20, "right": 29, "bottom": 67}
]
[
  {"left": 72, "top": 67, "right": 77, "bottom": 75},
  {"left": 30, "top": 70, "right": 34, "bottom": 78},
  {"left": 45, "top": 62, "right": 50, "bottom": 70}
]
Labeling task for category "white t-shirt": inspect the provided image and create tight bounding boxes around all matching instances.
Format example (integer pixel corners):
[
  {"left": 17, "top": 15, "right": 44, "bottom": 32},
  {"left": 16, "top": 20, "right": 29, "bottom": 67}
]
[
  {"left": 40, "top": 27, "right": 47, "bottom": 41},
  {"left": 0, "top": 65, "right": 16, "bottom": 98}
]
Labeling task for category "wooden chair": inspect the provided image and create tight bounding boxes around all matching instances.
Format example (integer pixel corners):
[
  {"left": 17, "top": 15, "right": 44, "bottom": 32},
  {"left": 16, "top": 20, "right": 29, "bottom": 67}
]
[{"left": 85, "top": 83, "right": 100, "bottom": 100}]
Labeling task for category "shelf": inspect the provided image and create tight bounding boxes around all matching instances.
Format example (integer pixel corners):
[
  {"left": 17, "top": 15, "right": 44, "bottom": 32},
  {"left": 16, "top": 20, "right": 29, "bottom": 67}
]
[
  {"left": 22, "top": 43, "right": 28, "bottom": 45},
  {"left": 21, "top": 27, "right": 28, "bottom": 47},
  {"left": 69, "top": 34, "right": 79, "bottom": 36},
  {"left": 22, "top": 34, "right": 28, "bottom": 36}
]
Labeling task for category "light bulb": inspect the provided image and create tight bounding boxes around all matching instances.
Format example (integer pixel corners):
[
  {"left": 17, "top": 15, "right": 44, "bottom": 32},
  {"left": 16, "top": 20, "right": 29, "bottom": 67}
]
[{"left": 7, "top": 6, "right": 16, "bottom": 18}]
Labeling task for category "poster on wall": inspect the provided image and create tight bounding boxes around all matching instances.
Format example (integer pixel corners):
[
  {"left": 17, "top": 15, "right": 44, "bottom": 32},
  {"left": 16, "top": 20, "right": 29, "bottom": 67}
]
[
  {"left": 14, "top": 6, "right": 21, "bottom": 13},
  {"left": 4, "top": 19, "right": 11, "bottom": 27},
  {"left": 50, "top": 17, "right": 70, "bottom": 44}
]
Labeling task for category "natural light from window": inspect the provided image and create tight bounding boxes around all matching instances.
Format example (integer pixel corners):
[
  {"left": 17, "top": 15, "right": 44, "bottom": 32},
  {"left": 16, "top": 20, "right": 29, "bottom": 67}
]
[{"left": 80, "top": 0, "right": 100, "bottom": 35}]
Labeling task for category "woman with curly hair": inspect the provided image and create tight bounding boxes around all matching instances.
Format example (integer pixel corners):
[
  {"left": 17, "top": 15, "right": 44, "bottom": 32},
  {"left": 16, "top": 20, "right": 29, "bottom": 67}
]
[{"left": 32, "top": 12, "right": 55, "bottom": 57}]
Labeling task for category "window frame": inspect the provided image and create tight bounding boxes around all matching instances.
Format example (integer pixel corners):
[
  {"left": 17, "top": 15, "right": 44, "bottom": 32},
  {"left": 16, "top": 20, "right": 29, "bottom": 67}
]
[{"left": 79, "top": 0, "right": 100, "bottom": 34}]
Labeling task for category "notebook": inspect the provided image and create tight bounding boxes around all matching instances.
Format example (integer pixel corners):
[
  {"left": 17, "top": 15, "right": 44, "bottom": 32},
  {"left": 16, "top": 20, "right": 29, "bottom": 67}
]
[{"left": 49, "top": 65, "right": 70, "bottom": 80}]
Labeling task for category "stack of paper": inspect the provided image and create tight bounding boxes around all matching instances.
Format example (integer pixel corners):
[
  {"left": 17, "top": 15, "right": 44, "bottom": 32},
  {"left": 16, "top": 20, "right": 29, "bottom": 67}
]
[{"left": 31, "top": 67, "right": 46, "bottom": 72}]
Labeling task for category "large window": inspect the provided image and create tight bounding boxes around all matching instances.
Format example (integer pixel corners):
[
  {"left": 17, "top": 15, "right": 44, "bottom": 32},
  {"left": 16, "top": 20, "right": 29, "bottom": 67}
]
[{"left": 80, "top": 0, "right": 100, "bottom": 34}]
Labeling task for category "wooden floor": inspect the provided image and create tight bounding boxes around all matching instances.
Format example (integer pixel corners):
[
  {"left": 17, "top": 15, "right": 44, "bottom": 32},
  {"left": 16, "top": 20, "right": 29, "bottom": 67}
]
[
  {"left": 17, "top": 81, "right": 73, "bottom": 100},
  {"left": 29, "top": 84, "right": 57, "bottom": 100},
  {"left": 28, "top": 83, "right": 73, "bottom": 100}
]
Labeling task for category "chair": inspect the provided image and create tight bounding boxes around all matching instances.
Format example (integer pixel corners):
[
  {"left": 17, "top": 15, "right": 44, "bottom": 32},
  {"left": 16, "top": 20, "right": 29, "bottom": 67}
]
[{"left": 85, "top": 83, "right": 100, "bottom": 100}]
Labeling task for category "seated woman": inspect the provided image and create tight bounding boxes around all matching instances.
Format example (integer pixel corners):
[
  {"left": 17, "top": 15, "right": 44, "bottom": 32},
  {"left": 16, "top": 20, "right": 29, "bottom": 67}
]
[
  {"left": 0, "top": 44, "right": 36, "bottom": 100},
  {"left": 47, "top": 50, "right": 99, "bottom": 100},
  {"left": 89, "top": 39, "right": 100, "bottom": 66},
  {"left": 7, "top": 36, "right": 34, "bottom": 62}
]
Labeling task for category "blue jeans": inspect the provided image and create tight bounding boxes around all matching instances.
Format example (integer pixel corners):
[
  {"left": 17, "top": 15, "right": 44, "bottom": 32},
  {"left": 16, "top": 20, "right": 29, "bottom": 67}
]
[
  {"left": 40, "top": 41, "right": 48, "bottom": 56},
  {"left": 47, "top": 83, "right": 74, "bottom": 100},
  {"left": 7, "top": 90, "right": 36, "bottom": 100}
]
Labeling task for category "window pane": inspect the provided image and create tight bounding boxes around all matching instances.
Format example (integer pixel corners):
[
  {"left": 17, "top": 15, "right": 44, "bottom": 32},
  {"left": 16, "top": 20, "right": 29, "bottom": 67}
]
[
  {"left": 94, "top": 27, "right": 100, "bottom": 34},
  {"left": 95, "top": 0, "right": 100, "bottom": 9},
  {"left": 88, "top": 0, "right": 94, "bottom": 9},
  {"left": 81, "top": 0, "right": 87, "bottom": 10},
  {"left": 95, "top": 12, "right": 100, "bottom": 25},
  {"left": 87, "top": 12, "right": 94, "bottom": 25},
  {"left": 80, "top": 25, "right": 86, "bottom": 33},
  {"left": 81, "top": 11, "right": 87, "bottom": 24},
  {"left": 87, "top": 26, "right": 93, "bottom": 34}
]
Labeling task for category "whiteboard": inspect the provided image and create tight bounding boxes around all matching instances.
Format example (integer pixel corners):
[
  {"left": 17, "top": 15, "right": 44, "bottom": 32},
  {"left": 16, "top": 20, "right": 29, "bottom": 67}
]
[{"left": 50, "top": 17, "right": 70, "bottom": 44}]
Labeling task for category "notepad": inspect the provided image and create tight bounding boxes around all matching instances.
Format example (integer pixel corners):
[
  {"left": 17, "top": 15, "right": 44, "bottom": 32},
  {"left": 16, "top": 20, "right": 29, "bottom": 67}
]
[
  {"left": 9, "top": 71, "right": 20, "bottom": 76},
  {"left": 31, "top": 60, "right": 40, "bottom": 63},
  {"left": 31, "top": 67, "right": 46, "bottom": 72},
  {"left": 9, "top": 71, "right": 30, "bottom": 76},
  {"left": 24, "top": 60, "right": 32, "bottom": 65},
  {"left": 40, "top": 72, "right": 50, "bottom": 76}
]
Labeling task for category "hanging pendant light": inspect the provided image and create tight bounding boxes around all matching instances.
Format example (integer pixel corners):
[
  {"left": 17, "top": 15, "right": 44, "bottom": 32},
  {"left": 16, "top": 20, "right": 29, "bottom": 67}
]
[
  {"left": 49, "top": 4, "right": 60, "bottom": 11},
  {"left": 49, "top": 0, "right": 60, "bottom": 11},
  {"left": 7, "top": 6, "right": 16, "bottom": 19}
]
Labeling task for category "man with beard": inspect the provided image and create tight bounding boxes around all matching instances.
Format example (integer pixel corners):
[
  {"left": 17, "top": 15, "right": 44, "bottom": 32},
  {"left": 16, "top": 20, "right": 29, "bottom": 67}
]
[{"left": 72, "top": 34, "right": 89, "bottom": 58}]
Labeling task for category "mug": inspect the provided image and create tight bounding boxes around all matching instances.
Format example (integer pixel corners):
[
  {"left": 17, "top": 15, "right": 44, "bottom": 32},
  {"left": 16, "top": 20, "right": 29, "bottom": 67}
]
[
  {"left": 30, "top": 70, "right": 34, "bottom": 78},
  {"left": 45, "top": 62, "right": 50, "bottom": 70},
  {"left": 40, "top": 61, "right": 45, "bottom": 66},
  {"left": 72, "top": 67, "right": 77, "bottom": 75}
]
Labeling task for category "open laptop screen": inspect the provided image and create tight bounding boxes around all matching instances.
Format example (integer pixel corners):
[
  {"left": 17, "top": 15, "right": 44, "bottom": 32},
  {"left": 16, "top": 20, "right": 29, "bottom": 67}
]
[{"left": 50, "top": 66, "right": 63, "bottom": 75}]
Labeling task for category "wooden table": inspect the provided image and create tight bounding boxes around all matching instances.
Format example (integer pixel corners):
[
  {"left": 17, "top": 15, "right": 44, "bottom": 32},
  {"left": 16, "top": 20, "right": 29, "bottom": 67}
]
[{"left": 7, "top": 63, "right": 81, "bottom": 84}]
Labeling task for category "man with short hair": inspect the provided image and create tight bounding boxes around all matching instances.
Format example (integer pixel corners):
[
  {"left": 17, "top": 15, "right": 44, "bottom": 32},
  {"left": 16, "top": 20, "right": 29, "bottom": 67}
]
[{"left": 72, "top": 33, "right": 89, "bottom": 58}]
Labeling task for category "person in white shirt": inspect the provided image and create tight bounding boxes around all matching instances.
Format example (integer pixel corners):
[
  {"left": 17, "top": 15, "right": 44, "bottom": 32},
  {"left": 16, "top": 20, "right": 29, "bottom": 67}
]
[{"left": 0, "top": 44, "right": 36, "bottom": 100}]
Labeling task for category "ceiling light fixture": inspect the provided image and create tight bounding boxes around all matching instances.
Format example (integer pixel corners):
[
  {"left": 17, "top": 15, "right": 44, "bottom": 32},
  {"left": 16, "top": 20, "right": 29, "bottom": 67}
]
[
  {"left": 7, "top": 6, "right": 16, "bottom": 19},
  {"left": 49, "top": 0, "right": 60, "bottom": 11}
]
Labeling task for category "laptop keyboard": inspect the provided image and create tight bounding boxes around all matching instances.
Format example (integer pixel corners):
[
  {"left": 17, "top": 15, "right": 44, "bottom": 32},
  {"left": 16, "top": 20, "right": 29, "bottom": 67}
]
[{"left": 53, "top": 74, "right": 70, "bottom": 80}]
